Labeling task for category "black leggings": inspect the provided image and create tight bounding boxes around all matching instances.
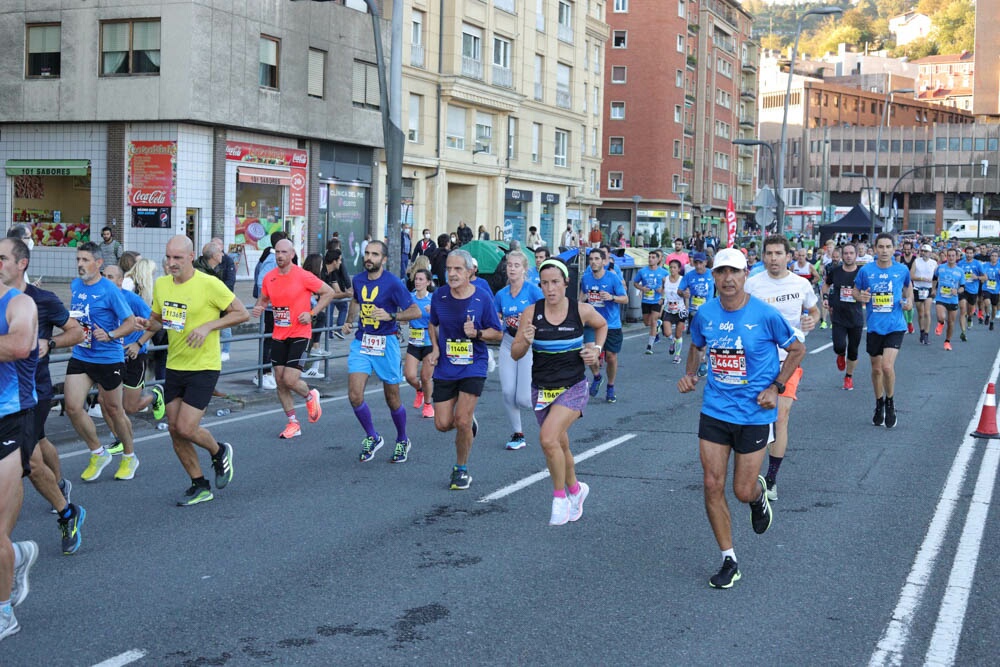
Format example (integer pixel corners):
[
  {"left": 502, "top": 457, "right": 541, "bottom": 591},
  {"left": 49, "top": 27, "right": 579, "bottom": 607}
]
[{"left": 832, "top": 324, "right": 863, "bottom": 361}]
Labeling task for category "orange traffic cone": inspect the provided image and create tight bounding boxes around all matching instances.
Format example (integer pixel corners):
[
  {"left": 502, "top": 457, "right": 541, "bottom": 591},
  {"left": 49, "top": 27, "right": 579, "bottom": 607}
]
[{"left": 971, "top": 382, "right": 1000, "bottom": 439}]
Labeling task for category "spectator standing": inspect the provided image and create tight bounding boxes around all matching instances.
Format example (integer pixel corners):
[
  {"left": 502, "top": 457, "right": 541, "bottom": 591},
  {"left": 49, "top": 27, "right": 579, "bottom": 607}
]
[
  {"left": 98, "top": 226, "right": 122, "bottom": 267},
  {"left": 588, "top": 224, "right": 603, "bottom": 248},
  {"left": 457, "top": 220, "right": 473, "bottom": 246},
  {"left": 412, "top": 228, "right": 436, "bottom": 262},
  {"left": 478, "top": 225, "right": 490, "bottom": 241},
  {"left": 561, "top": 223, "right": 578, "bottom": 249},
  {"left": 429, "top": 234, "right": 452, "bottom": 287},
  {"left": 321, "top": 249, "right": 353, "bottom": 340},
  {"left": 400, "top": 224, "right": 412, "bottom": 275}
]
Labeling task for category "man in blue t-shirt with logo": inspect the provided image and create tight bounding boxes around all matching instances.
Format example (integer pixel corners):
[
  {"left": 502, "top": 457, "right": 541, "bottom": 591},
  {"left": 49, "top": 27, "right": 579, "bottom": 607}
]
[
  {"left": 679, "top": 252, "right": 716, "bottom": 376},
  {"left": 634, "top": 251, "right": 669, "bottom": 355},
  {"left": 933, "top": 247, "right": 964, "bottom": 349},
  {"left": 343, "top": 241, "right": 422, "bottom": 464},
  {"left": 678, "top": 248, "right": 805, "bottom": 590},
  {"left": 981, "top": 249, "right": 1000, "bottom": 330},
  {"left": 855, "top": 233, "right": 913, "bottom": 430},
  {"left": 956, "top": 244, "right": 985, "bottom": 338},
  {"left": 580, "top": 248, "right": 628, "bottom": 403},
  {"left": 66, "top": 242, "right": 138, "bottom": 484},
  {"left": 428, "top": 249, "right": 503, "bottom": 490}
]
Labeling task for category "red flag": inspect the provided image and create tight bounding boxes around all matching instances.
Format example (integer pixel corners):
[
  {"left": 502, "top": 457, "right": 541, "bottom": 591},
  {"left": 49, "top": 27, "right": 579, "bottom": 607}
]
[{"left": 726, "top": 196, "right": 737, "bottom": 248}]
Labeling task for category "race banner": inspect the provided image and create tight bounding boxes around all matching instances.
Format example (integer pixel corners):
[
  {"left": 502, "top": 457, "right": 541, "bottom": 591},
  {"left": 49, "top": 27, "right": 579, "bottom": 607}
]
[{"left": 726, "top": 196, "right": 737, "bottom": 248}]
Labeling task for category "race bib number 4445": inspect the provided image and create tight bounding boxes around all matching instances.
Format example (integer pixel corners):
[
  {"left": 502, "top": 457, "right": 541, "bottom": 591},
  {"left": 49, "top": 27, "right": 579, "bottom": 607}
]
[{"left": 162, "top": 301, "right": 188, "bottom": 332}]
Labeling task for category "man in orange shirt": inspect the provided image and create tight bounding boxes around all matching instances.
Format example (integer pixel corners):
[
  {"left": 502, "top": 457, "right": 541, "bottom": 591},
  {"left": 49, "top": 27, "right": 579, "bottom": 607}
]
[
  {"left": 252, "top": 240, "right": 335, "bottom": 439},
  {"left": 588, "top": 224, "right": 603, "bottom": 248}
]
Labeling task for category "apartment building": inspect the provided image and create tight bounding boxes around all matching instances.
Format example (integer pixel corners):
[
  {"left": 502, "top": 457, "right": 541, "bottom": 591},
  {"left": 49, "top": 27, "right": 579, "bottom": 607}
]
[
  {"left": 597, "top": 0, "right": 757, "bottom": 243},
  {"left": 913, "top": 51, "right": 975, "bottom": 112},
  {"left": 398, "top": 0, "right": 608, "bottom": 249}
]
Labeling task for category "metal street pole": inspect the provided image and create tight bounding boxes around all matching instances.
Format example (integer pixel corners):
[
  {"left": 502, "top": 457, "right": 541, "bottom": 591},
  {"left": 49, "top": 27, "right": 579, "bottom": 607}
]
[
  {"left": 734, "top": 139, "right": 778, "bottom": 244},
  {"left": 844, "top": 171, "right": 873, "bottom": 238},
  {"left": 678, "top": 183, "right": 688, "bottom": 241},
  {"left": 873, "top": 87, "right": 914, "bottom": 239},
  {"left": 777, "top": 7, "right": 842, "bottom": 236}
]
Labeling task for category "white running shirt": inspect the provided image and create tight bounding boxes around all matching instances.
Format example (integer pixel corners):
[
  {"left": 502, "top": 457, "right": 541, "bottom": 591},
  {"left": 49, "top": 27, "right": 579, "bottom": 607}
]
[
  {"left": 745, "top": 271, "right": 818, "bottom": 360},
  {"left": 662, "top": 275, "right": 684, "bottom": 313},
  {"left": 911, "top": 256, "right": 937, "bottom": 288}
]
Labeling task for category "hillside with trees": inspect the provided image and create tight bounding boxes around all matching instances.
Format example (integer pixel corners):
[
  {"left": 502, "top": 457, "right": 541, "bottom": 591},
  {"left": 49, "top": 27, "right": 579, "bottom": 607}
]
[{"left": 743, "top": 0, "right": 975, "bottom": 59}]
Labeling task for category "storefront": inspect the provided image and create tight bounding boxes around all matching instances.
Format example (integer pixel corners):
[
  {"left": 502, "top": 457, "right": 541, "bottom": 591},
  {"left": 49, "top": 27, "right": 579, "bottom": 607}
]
[
  {"left": 503, "top": 188, "right": 532, "bottom": 243},
  {"left": 321, "top": 182, "right": 369, "bottom": 275},
  {"left": 539, "top": 192, "right": 559, "bottom": 248},
  {"left": 6, "top": 159, "right": 92, "bottom": 248},
  {"left": 636, "top": 210, "right": 670, "bottom": 248}
]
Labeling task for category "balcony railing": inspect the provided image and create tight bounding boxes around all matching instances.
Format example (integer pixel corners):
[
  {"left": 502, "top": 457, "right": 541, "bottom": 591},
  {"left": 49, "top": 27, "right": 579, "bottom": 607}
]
[
  {"left": 410, "top": 44, "right": 425, "bottom": 68},
  {"left": 739, "top": 114, "right": 754, "bottom": 127},
  {"left": 495, "top": 0, "right": 515, "bottom": 13},
  {"left": 683, "top": 121, "right": 695, "bottom": 136},
  {"left": 738, "top": 145, "right": 753, "bottom": 157},
  {"left": 740, "top": 89, "right": 756, "bottom": 100},
  {"left": 556, "top": 87, "right": 571, "bottom": 109},
  {"left": 738, "top": 171, "right": 753, "bottom": 184},
  {"left": 558, "top": 23, "right": 574, "bottom": 44},
  {"left": 492, "top": 65, "right": 512, "bottom": 88},
  {"left": 462, "top": 56, "right": 483, "bottom": 80},
  {"left": 741, "top": 57, "right": 757, "bottom": 72}
]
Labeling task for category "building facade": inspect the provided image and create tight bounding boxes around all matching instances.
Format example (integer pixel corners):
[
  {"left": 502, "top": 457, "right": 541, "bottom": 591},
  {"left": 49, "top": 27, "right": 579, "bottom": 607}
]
[
  {"left": 1, "top": 0, "right": 382, "bottom": 279},
  {"left": 394, "top": 0, "right": 608, "bottom": 251},
  {"left": 597, "top": 0, "right": 758, "bottom": 244},
  {"left": 913, "top": 52, "right": 975, "bottom": 112}
]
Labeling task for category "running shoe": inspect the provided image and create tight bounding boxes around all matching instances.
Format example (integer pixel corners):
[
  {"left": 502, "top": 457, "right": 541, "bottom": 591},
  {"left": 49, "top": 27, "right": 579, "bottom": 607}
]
[
  {"left": 944, "top": 341, "right": 953, "bottom": 351},
  {"left": 279, "top": 421, "right": 302, "bottom": 439},
  {"left": 390, "top": 439, "right": 411, "bottom": 464},
  {"left": 113, "top": 456, "right": 139, "bottom": 481},
  {"left": 764, "top": 476, "right": 777, "bottom": 501},
  {"left": 697, "top": 362, "right": 708, "bottom": 378},
  {"left": 935, "top": 322, "right": 944, "bottom": 336},
  {"left": 549, "top": 496, "right": 571, "bottom": 526},
  {"left": 820, "top": 320, "right": 829, "bottom": 330},
  {"left": 310, "top": 348, "right": 332, "bottom": 357},
  {"left": 960, "top": 331, "right": 968, "bottom": 342},
  {"left": 212, "top": 443, "right": 234, "bottom": 489},
  {"left": 907, "top": 322, "right": 914, "bottom": 334},
  {"left": 873, "top": 399, "right": 885, "bottom": 426},
  {"left": 568, "top": 482, "right": 589, "bottom": 522},
  {"left": 177, "top": 482, "right": 213, "bottom": 507},
  {"left": 505, "top": 433, "right": 526, "bottom": 450},
  {"left": 359, "top": 435, "right": 384, "bottom": 462},
  {"left": 672, "top": 354, "right": 681, "bottom": 364},
  {"left": 992, "top": 320, "right": 996, "bottom": 331},
  {"left": 668, "top": 340, "right": 676, "bottom": 356},
  {"left": 884, "top": 398, "right": 897, "bottom": 429},
  {"left": 979, "top": 314, "right": 985, "bottom": 324},
  {"left": 261, "top": 374, "right": 277, "bottom": 390},
  {"left": 80, "top": 450, "right": 112, "bottom": 482},
  {"left": 306, "top": 389, "right": 322, "bottom": 423},
  {"left": 58, "top": 504, "right": 85, "bottom": 554},
  {"left": 332, "top": 331, "right": 346, "bottom": 340},
  {"left": 750, "top": 475, "right": 772, "bottom": 534},
  {"left": 422, "top": 403, "right": 435, "bottom": 419},
  {"left": 843, "top": 376, "right": 854, "bottom": 391},
  {"left": 606, "top": 386, "right": 617, "bottom": 403},
  {"left": 654, "top": 333, "right": 661, "bottom": 344},
  {"left": 836, "top": 354, "right": 846, "bottom": 371},
  {"left": 588, "top": 375, "right": 603, "bottom": 397},
  {"left": 150, "top": 385, "right": 166, "bottom": 420},
  {"left": 49, "top": 479, "right": 72, "bottom": 515},
  {"left": 645, "top": 345, "right": 653, "bottom": 355},
  {"left": 11, "top": 541, "right": 38, "bottom": 607},
  {"left": 472, "top": 415, "right": 479, "bottom": 439},
  {"left": 449, "top": 466, "right": 471, "bottom": 490},
  {"left": 301, "top": 367, "right": 324, "bottom": 379},
  {"left": 0, "top": 607, "right": 19, "bottom": 641},
  {"left": 413, "top": 390, "right": 424, "bottom": 409},
  {"left": 708, "top": 556, "right": 741, "bottom": 589},
  {"left": 105, "top": 440, "right": 124, "bottom": 456}
]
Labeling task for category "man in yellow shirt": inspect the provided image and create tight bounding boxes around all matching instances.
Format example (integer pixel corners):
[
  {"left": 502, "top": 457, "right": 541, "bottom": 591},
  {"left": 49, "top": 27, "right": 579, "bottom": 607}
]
[{"left": 143, "top": 236, "right": 249, "bottom": 506}]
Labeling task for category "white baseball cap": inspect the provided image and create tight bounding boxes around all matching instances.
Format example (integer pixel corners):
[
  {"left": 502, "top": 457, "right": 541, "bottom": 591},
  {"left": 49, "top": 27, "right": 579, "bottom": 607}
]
[{"left": 712, "top": 247, "right": 748, "bottom": 271}]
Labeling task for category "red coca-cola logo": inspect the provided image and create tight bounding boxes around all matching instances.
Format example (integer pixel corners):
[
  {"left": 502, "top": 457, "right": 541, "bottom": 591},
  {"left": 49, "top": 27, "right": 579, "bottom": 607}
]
[
  {"left": 291, "top": 153, "right": 308, "bottom": 166},
  {"left": 225, "top": 145, "right": 244, "bottom": 158},
  {"left": 133, "top": 189, "right": 167, "bottom": 205}
]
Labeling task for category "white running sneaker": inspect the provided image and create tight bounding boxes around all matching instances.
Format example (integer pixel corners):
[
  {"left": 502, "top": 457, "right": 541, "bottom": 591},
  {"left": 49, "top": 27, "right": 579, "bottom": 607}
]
[
  {"left": 11, "top": 541, "right": 38, "bottom": 607},
  {"left": 0, "top": 607, "right": 19, "bottom": 641},
  {"left": 549, "top": 496, "right": 571, "bottom": 526},
  {"left": 262, "top": 374, "right": 277, "bottom": 390},
  {"left": 568, "top": 482, "right": 590, "bottom": 522},
  {"left": 301, "top": 367, "right": 324, "bottom": 379}
]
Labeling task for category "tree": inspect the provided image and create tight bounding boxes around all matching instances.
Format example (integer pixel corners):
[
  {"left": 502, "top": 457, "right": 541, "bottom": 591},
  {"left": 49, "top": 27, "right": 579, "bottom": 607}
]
[{"left": 934, "top": 0, "right": 975, "bottom": 53}]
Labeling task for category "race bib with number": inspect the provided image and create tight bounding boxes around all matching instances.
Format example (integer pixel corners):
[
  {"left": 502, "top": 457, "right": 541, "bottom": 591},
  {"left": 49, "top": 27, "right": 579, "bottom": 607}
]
[
  {"left": 940, "top": 286, "right": 954, "bottom": 297},
  {"left": 587, "top": 289, "right": 605, "bottom": 307},
  {"left": 917, "top": 287, "right": 931, "bottom": 300},
  {"left": 80, "top": 322, "right": 92, "bottom": 348},
  {"left": 965, "top": 272, "right": 974, "bottom": 282},
  {"left": 839, "top": 286, "right": 856, "bottom": 303},
  {"left": 409, "top": 328, "right": 426, "bottom": 345},
  {"left": 534, "top": 386, "right": 567, "bottom": 411},
  {"left": 692, "top": 296, "right": 706, "bottom": 308},
  {"left": 162, "top": 301, "right": 188, "bottom": 332},
  {"left": 446, "top": 339, "right": 473, "bottom": 365},
  {"left": 643, "top": 288, "right": 655, "bottom": 300},
  {"left": 989, "top": 280, "right": 997, "bottom": 291},
  {"left": 504, "top": 314, "right": 521, "bottom": 331},
  {"left": 872, "top": 292, "right": 893, "bottom": 313},
  {"left": 361, "top": 333, "right": 387, "bottom": 356},
  {"left": 666, "top": 301, "right": 681, "bottom": 314},
  {"left": 273, "top": 306, "right": 291, "bottom": 327},
  {"left": 709, "top": 347, "right": 747, "bottom": 385}
]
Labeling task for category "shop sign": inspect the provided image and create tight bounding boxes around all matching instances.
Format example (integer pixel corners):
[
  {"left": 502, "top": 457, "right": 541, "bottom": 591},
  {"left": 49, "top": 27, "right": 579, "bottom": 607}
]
[
  {"left": 505, "top": 188, "right": 533, "bottom": 202},
  {"left": 128, "top": 141, "right": 176, "bottom": 207},
  {"left": 226, "top": 141, "right": 308, "bottom": 217},
  {"left": 133, "top": 206, "right": 172, "bottom": 228},
  {"left": 541, "top": 192, "right": 560, "bottom": 204},
  {"left": 5, "top": 159, "right": 90, "bottom": 176}
]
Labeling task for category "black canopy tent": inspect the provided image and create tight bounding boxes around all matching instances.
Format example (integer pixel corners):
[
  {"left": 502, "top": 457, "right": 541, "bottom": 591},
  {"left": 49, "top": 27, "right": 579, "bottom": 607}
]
[{"left": 818, "top": 205, "right": 882, "bottom": 245}]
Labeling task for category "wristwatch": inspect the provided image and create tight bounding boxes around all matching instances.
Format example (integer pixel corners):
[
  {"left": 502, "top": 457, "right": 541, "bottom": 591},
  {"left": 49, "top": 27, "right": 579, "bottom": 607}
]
[
  {"left": 771, "top": 380, "right": 786, "bottom": 394},
  {"left": 47, "top": 338, "right": 57, "bottom": 352},
  {"left": 389, "top": 312, "right": 397, "bottom": 321}
]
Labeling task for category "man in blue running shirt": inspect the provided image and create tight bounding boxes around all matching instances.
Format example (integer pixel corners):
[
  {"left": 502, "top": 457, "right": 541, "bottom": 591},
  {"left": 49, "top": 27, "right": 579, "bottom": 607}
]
[
  {"left": 982, "top": 250, "right": 1000, "bottom": 330},
  {"left": 579, "top": 248, "right": 627, "bottom": 403},
  {"left": 634, "top": 251, "right": 669, "bottom": 354},
  {"left": 855, "top": 233, "right": 913, "bottom": 429},
  {"left": 678, "top": 248, "right": 804, "bottom": 589},
  {"left": 679, "top": 253, "right": 715, "bottom": 376},
  {"left": 956, "top": 244, "right": 985, "bottom": 339}
]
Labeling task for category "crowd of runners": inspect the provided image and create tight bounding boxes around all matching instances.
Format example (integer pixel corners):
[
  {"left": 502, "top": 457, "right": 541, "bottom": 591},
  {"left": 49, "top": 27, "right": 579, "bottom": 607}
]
[{"left": 3, "top": 229, "right": 998, "bottom": 641}]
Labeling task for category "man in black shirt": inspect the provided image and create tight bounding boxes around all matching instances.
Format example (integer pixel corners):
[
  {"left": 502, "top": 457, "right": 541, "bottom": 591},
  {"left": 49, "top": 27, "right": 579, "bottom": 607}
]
[{"left": 824, "top": 243, "right": 864, "bottom": 391}]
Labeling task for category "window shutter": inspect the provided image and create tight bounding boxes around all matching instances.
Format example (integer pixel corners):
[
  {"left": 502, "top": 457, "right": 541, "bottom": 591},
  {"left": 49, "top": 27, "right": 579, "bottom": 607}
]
[
  {"left": 352, "top": 60, "right": 366, "bottom": 104},
  {"left": 365, "top": 62, "right": 380, "bottom": 107},
  {"left": 308, "top": 49, "right": 325, "bottom": 98}
]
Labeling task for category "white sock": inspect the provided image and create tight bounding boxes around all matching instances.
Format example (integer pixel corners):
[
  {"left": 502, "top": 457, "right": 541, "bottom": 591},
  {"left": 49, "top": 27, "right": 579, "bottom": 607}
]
[
  {"left": 122, "top": 453, "right": 135, "bottom": 459},
  {"left": 12, "top": 543, "right": 21, "bottom": 568},
  {"left": 648, "top": 335, "right": 655, "bottom": 346},
  {"left": 93, "top": 446, "right": 106, "bottom": 456},
  {"left": 722, "top": 548, "right": 736, "bottom": 562}
]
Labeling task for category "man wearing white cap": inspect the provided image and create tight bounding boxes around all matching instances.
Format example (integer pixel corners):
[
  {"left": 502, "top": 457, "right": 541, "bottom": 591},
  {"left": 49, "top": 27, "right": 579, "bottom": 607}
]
[
  {"left": 910, "top": 244, "right": 937, "bottom": 344},
  {"left": 678, "top": 247, "right": 805, "bottom": 589}
]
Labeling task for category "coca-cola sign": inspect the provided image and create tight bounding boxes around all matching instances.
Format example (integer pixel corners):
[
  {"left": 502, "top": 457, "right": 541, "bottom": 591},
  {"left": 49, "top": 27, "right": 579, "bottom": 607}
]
[
  {"left": 132, "top": 189, "right": 168, "bottom": 205},
  {"left": 128, "top": 141, "right": 176, "bottom": 209},
  {"left": 225, "top": 141, "right": 307, "bottom": 169}
]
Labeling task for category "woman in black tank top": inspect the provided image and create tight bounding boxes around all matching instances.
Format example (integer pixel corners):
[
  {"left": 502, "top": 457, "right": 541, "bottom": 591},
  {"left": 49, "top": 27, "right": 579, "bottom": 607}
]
[{"left": 510, "top": 258, "right": 609, "bottom": 526}]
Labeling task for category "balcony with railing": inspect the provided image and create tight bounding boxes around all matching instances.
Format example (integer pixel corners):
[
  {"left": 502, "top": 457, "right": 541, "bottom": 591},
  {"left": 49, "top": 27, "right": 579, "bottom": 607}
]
[
  {"left": 493, "top": 65, "right": 512, "bottom": 88},
  {"left": 495, "top": 0, "right": 516, "bottom": 14},
  {"left": 741, "top": 55, "right": 757, "bottom": 73},
  {"left": 556, "top": 85, "right": 571, "bottom": 109},
  {"left": 737, "top": 170, "right": 753, "bottom": 184},
  {"left": 739, "top": 113, "right": 755, "bottom": 127},
  {"left": 686, "top": 54, "right": 697, "bottom": 70},
  {"left": 462, "top": 56, "right": 483, "bottom": 80},
  {"left": 740, "top": 88, "right": 756, "bottom": 100},
  {"left": 558, "top": 23, "right": 574, "bottom": 44},
  {"left": 411, "top": 44, "right": 425, "bottom": 68},
  {"left": 683, "top": 121, "right": 695, "bottom": 136},
  {"left": 715, "top": 34, "right": 735, "bottom": 55},
  {"left": 705, "top": 0, "right": 740, "bottom": 31}
]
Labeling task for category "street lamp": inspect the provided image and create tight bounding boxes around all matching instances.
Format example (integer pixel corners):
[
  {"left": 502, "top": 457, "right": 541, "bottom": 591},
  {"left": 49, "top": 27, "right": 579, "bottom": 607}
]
[
  {"left": 873, "top": 87, "right": 915, "bottom": 235},
  {"left": 777, "top": 6, "right": 843, "bottom": 228},
  {"left": 844, "top": 171, "right": 874, "bottom": 240},
  {"left": 734, "top": 139, "right": 781, "bottom": 224}
]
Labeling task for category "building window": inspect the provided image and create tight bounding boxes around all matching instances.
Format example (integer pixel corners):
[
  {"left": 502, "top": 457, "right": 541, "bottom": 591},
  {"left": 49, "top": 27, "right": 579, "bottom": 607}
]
[
  {"left": 475, "top": 112, "right": 493, "bottom": 153},
  {"left": 676, "top": 70, "right": 683, "bottom": 87},
  {"left": 676, "top": 35, "right": 684, "bottom": 52},
  {"left": 583, "top": 83, "right": 587, "bottom": 113},
  {"left": 536, "top": 0, "right": 545, "bottom": 32},
  {"left": 411, "top": 10, "right": 425, "bottom": 67},
  {"left": 610, "top": 101, "right": 625, "bottom": 119},
  {"left": 556, "top": 62, "right": 572, "bottom": 109},
  {"left": 591, "top": 127, "right": 598, "bottom": 156},
  {"left": 608, "top": 171, "right": 623, "bottom": 190},
  {"left": 609, "top": 136, "right": 624, "bottom": 155},
  {"left": 593, "top": 43, "right": 600, "bottom": 73},
  {"left": 674, "top": 105, "right": 681, "bottom": 122},
  {"left": 593, "top": 86, "right": 599, "bottom": 115},
  {"left": 614, "top": 0, "right": 628, "bottom": 11},
  {"left": 101, "top": 20, "right": 160, "bottom": 76},
  {"left": 508, "top": 117, "right": 518, "bottom": 159},
  {"left": 462, "top": 24, "right": 483, "bottom": 79},
  {"left": 591, "top": 168, "right": 598, "bottom": 194},
  {"left": 446, "top": 105, "right": 467, "bottom": 150},
  {"left": 408, "top": 93, "right": 422, "bottom": 142},
  {"left": 673, "top": 140, "right": 681, "bottom": 158},
  {"left": 352, "top": 60, "right": 380, "bottom": 110},
  {"left": 493, "top": 36, "right": 512, "bottom": 87},
  {"left": 554, "top": 129, "right": 568, "bottom": 167},
  {"left": 558, "top": 2, "right": 574, "bottom": 44},
  {"left": 532, "top": 122, "right": 541, "bottom": 162},
  {"left": 26, "top": 24, "right": 61, "bottom": 78},
  {"left": 534, "top": 54, "right": 544, "bottom": 100},
  {"left": 308, "top": 48, "right": 325, "bottom": 98},
  {"left": 611, "top": 66, "right": 626, "bottom": 83},
  {"left": 613, "top": 30, "right": 627, "bottom": 48},
  {"left": 672, "top": 174, "right": 681, "bottom": 192}
]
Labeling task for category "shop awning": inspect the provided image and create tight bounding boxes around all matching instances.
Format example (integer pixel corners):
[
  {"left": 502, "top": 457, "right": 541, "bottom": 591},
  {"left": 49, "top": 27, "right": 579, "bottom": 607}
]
[
  {"left": 238, "top": 166, "right": 291, "bottom": 186},
  {"left": 6, "top": 159, "right": 90, "bottom": 176}
]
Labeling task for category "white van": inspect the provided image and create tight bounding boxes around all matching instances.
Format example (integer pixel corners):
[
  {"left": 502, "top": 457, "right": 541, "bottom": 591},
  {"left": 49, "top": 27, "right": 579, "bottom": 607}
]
[{"left": 946, "top": 220, "right": 1000, "bottom": 239}]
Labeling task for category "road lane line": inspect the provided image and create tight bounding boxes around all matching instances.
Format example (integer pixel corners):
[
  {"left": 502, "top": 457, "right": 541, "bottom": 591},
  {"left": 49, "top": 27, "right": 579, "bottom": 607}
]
[
  {"left": 809, "top": 342, "right": 833, "bottom": 354},
  {"left": 869, "top": 346, "right": 1000, "bottom": 666},
  {"left": 92, "top": 649, "right": 147, "bottom": 667},
  {"left": 923, "top": 438, "right": 1000, "bottom": 666},
  {"left": 477, "top": 434, "right": 637, "bottom": 502},
  {"left": 59, "top": 388, "right": 382, "bottom": 460}
]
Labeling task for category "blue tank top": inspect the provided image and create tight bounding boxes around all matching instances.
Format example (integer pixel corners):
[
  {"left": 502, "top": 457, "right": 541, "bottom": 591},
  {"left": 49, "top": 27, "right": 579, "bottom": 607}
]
[{"left": 0, "top": 289, "right": 38, "bottom": 417}]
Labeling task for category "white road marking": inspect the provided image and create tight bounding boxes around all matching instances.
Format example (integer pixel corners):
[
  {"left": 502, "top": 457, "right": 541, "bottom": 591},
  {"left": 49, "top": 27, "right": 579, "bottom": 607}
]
[
  {"left": 477, "top": 434, "right": 637, "bottom": 502},
  {"left": 59, "top": 389, "right": 381, "bottom": 460},
  {"left": 923, "top": 438, "right": 1000, "bottom": 666},
  {"left": 809, "top": 342, "right": 833, "bottom": 354},
  {"left": 869, "top": 345, "right": 1000, "bottom": 666},
  {"left": 91, "top": 649, "right": 147, "bottom": 667}
]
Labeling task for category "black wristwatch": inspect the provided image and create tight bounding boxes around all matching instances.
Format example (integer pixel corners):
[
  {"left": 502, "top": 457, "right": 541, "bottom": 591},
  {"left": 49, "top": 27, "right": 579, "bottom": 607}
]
[
  {"left": 771, "top": 380, "right": 786, "bottom": 394},
  {"left": 474, "top": 329, "right": 482, "bottom": 341},
  {"left": 47, "top": 338, "right": 57, "bottom": 352},
  {"left": 389, "top": 312, "right": 397, "bottom": 321}
]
